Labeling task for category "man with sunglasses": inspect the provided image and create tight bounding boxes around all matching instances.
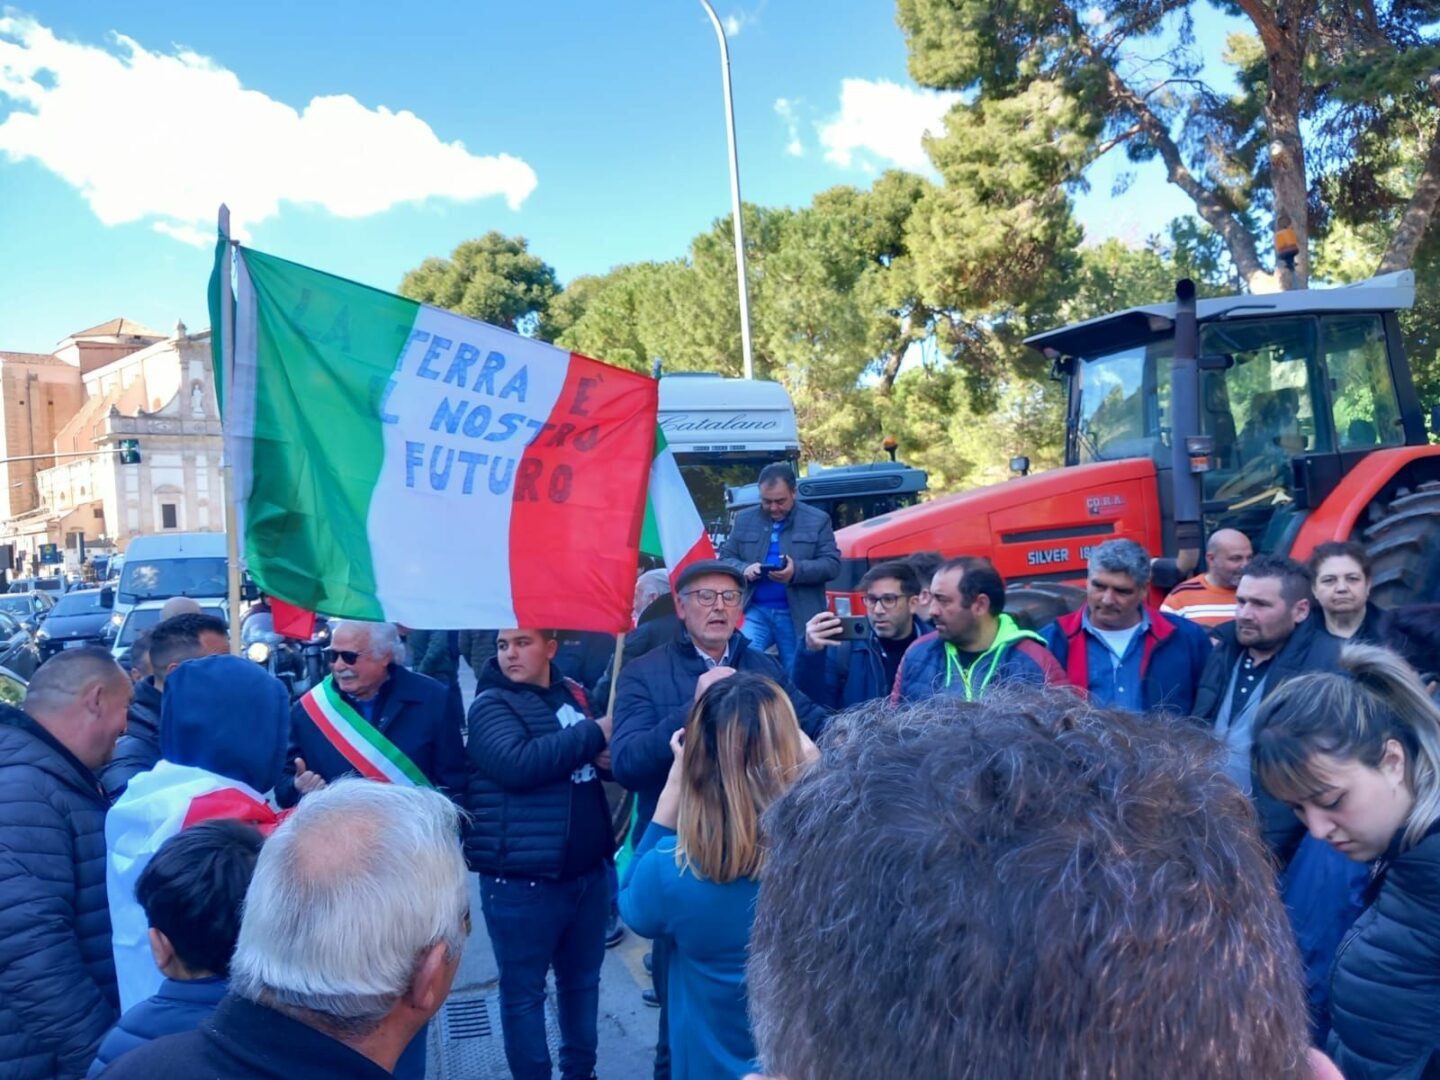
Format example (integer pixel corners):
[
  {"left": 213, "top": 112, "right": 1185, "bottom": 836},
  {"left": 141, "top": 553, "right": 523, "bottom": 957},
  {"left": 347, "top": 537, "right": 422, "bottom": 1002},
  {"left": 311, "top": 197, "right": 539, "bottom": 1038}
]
[
  {"left": 793, "top": 561, "right": 931, "bottom": 709},
  {"left": 612, "top": 559, "right": 829, "bottom": 1080},
  {"left": 276, "top": 620, "right": 465, "bottom": 816}
]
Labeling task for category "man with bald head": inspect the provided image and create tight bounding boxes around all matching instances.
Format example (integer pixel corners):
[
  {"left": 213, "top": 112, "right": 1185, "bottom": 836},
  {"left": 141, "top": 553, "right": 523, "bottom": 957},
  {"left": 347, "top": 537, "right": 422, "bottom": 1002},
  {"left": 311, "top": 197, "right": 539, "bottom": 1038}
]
[
  {"left": 1161, "top": 528, "right": 1253, "bottom": 629},
  {"left": 0, "top": 648, "right": 132, "bottom": 1079}
]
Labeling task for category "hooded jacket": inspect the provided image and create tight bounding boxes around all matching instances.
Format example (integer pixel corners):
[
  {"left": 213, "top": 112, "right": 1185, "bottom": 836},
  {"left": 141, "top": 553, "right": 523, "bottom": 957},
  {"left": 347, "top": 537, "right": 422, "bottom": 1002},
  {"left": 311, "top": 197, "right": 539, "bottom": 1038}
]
[
  {"left": 99, "top": 677, "right": 164, "bottom": 801},
  {"left": 108, "top": 656, "right": 291, "bottom": 1013},
  {"left": 792, "top": 617, "right": 934, "bottom": 709},
  {"left": 1040, "top": 605, "right": 1212, "bottom": 715},
  {"left": 161, "top": 655, "right": 290, "bottom": 793},
  {"left": 892, "top": 614, "right": 1066, "bottom": 704},
  {"left": 0, "top": 706, "right": 118, "bottom": 1080},
  {"left": 463, "top": 661, "right": 611, "bottom": 880}
]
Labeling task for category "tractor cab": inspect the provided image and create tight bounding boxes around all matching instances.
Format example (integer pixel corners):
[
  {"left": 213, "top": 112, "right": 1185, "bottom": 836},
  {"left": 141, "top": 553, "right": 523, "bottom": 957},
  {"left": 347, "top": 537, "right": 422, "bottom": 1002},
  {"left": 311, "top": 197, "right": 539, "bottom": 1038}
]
[{"left": 1029, "top": 272, "right": 1429, "bottom": 559}]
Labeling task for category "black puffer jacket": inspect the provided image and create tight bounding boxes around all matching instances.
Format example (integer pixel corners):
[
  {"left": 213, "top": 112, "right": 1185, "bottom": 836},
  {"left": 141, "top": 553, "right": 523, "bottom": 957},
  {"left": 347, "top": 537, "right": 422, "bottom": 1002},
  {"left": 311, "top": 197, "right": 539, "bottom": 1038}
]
[
  {"left": 98, "top": 678, "right": 162, "bottom": 800},
  {"left": 464, "top": 662, "right": 610, "bottom": 880},
  {"left": 1193, "top": 616, "right": 1342, "bottom": 862},
  {"left": 1328, "top": 825, "right": 1440, "bottom": 1079},
  {"left": 0, "top": 707, "right": 118, "bottom": 1080}
]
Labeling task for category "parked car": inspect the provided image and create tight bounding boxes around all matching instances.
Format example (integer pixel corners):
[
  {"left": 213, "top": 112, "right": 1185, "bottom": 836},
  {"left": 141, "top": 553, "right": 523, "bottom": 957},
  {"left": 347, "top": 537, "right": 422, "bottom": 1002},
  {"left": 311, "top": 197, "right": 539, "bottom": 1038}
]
[
  {"left": 111, "top": 598, "right": 228, "bottom": 668},
  {"left": 0, "top": 611, "right": 41, "bottom": 678},
  {"left": 35, "top": 588, "right": 115, "bottom": 662},
  {"left": 9, "top": 576, "right": 64, "bottom": 595},
  {"left": 0, "top": 590, "right": 55, "bottom": 632}
]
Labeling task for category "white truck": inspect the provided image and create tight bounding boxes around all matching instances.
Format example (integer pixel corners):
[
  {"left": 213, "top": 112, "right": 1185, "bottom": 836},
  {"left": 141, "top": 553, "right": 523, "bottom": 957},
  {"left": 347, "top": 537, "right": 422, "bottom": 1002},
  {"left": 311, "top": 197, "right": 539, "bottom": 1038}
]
[{"left": 658, "top": 374, "right": 799, "bottom": 542}]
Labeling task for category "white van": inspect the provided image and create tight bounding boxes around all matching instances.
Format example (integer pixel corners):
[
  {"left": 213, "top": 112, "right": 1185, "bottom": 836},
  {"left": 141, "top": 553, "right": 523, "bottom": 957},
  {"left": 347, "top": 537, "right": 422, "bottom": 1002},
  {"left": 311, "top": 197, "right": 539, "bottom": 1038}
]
[
  {"left": 658, "top": 374, "right": 799, "bottom": 541},
  {"left": 112, "top": 532, "right": 229, "bottom": 629}
]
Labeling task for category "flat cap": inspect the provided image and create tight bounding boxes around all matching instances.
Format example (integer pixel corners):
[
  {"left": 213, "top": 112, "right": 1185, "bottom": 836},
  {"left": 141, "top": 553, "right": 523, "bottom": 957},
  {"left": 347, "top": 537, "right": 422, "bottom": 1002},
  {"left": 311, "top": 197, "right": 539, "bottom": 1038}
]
[{"left": 674, "top": 559, "right": 745, "bottom": 592}]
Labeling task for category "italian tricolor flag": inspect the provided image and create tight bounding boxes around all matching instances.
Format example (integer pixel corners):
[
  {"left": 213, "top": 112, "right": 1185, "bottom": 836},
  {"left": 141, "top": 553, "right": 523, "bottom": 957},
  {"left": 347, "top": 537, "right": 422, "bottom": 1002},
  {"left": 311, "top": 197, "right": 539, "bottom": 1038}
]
[
  {"left": 211, "top": 243, "right": 657, "bottom": 632},
  {"left": 107, "top": 761, "right": 281, "bottom": 1011},
  {"left": 640, "top": 429, "right": 715, "bottom": 588}
]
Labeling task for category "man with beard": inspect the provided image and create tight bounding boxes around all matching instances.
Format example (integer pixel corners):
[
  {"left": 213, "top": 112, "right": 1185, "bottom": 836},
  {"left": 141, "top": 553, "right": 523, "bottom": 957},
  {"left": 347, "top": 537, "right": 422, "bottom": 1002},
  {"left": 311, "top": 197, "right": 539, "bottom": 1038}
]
[{"left": 1193, "top": 554, "right": 1341, "bottom": 856}]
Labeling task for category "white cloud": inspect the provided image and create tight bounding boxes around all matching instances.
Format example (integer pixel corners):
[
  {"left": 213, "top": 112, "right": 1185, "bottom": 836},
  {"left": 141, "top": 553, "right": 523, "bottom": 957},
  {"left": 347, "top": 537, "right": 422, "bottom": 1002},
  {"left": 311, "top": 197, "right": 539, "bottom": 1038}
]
[
  {"left": 773, "top": 97, "right": 804, "bottom": 157},
  {"left": 818, "top": 78, "right": 961, "bottom": 173},
  {"left": 0, "top": 14, "right": 538, "bottom": 245},
  {"left": 723, "top": 14, "right": 744, "bottom": 35}
]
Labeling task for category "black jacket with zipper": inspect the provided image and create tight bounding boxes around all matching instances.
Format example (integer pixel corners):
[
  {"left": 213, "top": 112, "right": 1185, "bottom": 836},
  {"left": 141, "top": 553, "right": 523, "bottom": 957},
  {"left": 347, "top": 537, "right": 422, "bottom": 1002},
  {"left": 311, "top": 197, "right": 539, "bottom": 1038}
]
[{"left": 463, "top": 660, "right": 611, "bottom": 880}]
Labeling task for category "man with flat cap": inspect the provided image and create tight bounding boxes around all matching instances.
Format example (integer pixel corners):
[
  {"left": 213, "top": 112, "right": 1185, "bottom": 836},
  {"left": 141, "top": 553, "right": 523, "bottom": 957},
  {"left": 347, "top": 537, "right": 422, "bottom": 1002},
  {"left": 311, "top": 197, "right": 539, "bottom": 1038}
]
[{"left": 611, "top": 559, "right": 829, "bottom": 1079}]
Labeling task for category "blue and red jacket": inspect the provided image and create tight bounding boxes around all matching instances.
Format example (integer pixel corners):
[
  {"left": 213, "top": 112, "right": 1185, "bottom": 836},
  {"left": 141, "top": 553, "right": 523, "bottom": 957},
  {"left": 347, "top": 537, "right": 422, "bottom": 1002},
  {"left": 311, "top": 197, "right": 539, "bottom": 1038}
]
[{"left": 1040, "top": 605, "right": 1212, "bottom": 716}]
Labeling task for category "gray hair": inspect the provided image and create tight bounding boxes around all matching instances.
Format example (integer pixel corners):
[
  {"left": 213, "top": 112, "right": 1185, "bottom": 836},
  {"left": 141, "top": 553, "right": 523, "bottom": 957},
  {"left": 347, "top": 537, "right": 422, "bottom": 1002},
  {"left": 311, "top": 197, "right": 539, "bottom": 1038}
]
[
  {"left": 635, "top": 568, "right": 670, "bottom": 610},
  {"left": 230, "top": 779, "right": 468, "bottom": 1035},
  {"left": 1087, "top": 538, "right": 1151, "bottom": 588},
  {"left": 328, "top": 620, "right": 406, "bottom": 664}
]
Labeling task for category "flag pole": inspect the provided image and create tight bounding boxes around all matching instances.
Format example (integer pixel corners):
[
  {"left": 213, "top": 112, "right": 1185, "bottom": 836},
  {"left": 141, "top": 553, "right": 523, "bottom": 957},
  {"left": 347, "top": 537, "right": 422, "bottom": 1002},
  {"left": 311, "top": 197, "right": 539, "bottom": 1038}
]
[
  {"left": 605, "top": 632, "right": 624, "bottom": 718},
  {"left": 218, "top": 205, "right": 242, "bottom": 656}
]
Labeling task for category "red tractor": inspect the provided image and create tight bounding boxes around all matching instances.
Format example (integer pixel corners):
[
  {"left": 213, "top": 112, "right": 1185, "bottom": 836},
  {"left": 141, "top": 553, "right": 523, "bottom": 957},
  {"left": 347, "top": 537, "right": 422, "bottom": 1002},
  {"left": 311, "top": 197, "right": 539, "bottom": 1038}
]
[{"left": 833, "top": 272, "right": 1440, "bottom": 624}]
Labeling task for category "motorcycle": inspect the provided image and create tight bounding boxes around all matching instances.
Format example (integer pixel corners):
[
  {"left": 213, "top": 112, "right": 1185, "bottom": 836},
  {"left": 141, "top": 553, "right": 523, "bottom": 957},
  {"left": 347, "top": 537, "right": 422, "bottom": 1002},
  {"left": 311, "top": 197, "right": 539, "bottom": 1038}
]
[{"left": 241, "top": 609, "right": 330, "bottom": 700}]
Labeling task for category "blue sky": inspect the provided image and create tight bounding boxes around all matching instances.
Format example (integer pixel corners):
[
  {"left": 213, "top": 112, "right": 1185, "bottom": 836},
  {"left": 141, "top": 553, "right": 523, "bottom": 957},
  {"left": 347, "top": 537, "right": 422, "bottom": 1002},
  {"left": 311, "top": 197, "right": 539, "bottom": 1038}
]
[{"left": 0, "top": 1, "right": 1211, "bottom": 354}]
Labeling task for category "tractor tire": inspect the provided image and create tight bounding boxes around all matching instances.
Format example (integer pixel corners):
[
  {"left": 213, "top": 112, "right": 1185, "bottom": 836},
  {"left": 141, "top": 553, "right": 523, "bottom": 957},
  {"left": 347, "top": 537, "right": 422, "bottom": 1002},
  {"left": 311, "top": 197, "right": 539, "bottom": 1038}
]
[
  {"left": 1363, "top": 480, "right": 1440, "bottom": 609},
  {"left": 1006, "top": 583, "right": 1086, "bottom": 632}
]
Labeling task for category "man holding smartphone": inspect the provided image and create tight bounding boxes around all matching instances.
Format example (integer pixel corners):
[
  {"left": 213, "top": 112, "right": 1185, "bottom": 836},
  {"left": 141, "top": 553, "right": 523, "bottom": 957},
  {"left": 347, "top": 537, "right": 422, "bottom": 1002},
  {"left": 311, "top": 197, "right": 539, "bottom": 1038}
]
[
  {"left": 718, "top": 463, "right": 841, "bottom": 671},
  {"left": 793, "top": 561, "right": 931, "bottom": 708}
]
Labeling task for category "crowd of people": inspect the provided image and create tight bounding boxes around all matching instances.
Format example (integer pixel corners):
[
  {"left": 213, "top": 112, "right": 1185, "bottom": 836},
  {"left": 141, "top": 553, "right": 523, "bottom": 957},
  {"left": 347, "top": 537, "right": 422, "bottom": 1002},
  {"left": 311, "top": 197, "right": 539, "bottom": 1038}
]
[{"left": 2, "top": 460, "right": 1439, "bottom": 1078}]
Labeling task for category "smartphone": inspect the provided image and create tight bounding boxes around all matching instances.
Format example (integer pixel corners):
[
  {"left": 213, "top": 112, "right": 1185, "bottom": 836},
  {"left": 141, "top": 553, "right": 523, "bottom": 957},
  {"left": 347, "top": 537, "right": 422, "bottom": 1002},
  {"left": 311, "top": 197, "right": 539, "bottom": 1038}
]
[
  {"left": 761, "top": 562, "right": 785, "bottom": 575},
  {"left": 837, "top": 615, "right": 870, "bottom": 641}
]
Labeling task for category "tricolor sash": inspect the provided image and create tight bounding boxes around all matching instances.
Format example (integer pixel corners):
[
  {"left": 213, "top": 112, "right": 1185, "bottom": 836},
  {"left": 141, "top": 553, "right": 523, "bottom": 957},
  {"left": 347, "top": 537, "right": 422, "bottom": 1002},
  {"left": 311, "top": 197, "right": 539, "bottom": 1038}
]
[{"left": 299, "top": 675, "right": 433, "bottom": 788}]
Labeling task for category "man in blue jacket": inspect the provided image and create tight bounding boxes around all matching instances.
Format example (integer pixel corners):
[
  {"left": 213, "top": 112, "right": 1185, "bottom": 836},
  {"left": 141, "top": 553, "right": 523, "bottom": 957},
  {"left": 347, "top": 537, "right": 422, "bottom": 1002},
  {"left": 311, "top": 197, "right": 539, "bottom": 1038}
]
[
  {"left": 793, "top": 560, "right": 931, "bottom": 709},
  {"left": 1040, "top": 539, "right": 1213, "bottom": 716}
]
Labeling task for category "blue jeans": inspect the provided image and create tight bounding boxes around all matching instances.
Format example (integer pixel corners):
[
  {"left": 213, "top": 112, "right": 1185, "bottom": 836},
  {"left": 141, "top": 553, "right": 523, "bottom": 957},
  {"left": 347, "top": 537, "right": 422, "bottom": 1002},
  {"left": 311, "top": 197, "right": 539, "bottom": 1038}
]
[
  {"left": 480, "top": 863, "right": 609, "bottom": 1080},
  {"left": 741, "top": 605, "right": 797, "bottom": 670}
]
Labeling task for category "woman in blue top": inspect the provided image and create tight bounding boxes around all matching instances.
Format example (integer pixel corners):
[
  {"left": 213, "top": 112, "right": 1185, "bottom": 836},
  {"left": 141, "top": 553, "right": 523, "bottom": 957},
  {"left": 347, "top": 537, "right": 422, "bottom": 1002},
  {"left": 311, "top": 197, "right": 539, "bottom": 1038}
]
[{"left": 619, "top": 673, "right": 815, "bottom": 1080}]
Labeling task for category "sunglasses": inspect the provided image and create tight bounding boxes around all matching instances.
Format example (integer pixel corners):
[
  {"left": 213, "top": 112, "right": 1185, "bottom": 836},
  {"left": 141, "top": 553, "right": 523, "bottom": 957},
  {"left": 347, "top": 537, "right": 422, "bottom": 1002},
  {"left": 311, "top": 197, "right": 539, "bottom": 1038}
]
[{"left": 324, "top": 648, "right": 363, "bottom": 665}]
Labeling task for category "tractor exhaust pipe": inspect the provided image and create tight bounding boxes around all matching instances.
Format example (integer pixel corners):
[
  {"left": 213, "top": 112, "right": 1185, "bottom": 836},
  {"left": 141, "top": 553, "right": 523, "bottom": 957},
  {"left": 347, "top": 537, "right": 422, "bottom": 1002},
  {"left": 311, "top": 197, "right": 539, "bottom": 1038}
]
[{"left": 1170, "top": 279, "right": 1204, "bottom": 577}]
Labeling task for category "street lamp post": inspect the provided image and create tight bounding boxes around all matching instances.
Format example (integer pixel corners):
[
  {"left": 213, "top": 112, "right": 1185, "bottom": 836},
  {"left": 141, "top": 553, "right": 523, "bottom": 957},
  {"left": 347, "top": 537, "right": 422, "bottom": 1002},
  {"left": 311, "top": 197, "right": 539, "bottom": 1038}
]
[{"left": 695, "top": 0, "right": 755, "bottom": 380}]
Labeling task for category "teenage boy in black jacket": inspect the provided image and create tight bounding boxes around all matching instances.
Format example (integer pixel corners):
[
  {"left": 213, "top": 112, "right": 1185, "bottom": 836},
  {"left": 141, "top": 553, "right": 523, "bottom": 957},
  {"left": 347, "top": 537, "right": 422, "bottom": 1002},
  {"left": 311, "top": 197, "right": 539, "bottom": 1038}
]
[{"left": 465, "top": 628, "right": 613, "bottom": 1080}]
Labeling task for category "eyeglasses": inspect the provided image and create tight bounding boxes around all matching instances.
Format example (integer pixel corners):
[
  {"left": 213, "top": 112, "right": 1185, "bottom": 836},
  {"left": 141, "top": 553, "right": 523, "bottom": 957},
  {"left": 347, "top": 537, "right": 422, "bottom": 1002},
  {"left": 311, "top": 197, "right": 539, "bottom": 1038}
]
[
  {"left": 682, "top": 588, "right": 743, "bottom": 608},
  {"left": 863, "top": 593, "right": 909, "bottom": 610},
  {"left": 324, "top": 648, "right": 363, "bottom": 665}
]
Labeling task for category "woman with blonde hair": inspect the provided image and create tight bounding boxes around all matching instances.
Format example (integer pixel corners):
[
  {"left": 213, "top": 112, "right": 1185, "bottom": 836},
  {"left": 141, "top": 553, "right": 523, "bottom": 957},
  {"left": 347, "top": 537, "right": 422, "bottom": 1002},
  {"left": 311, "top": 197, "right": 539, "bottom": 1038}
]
[
  {"left": 1253, "top": 643, "right": 1440, "bottom": 1079},
  {"left": 619, "top": 672, "right": 814, "bottom": 1080}
]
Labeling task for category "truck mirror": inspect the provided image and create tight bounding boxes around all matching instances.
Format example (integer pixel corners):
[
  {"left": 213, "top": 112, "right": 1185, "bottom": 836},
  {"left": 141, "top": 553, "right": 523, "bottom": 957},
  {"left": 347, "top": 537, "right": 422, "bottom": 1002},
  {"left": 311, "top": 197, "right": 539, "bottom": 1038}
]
[
  {"left": 1010, "top": 456, "right": 1032, "bottom": 477},
  {"left": 99, "top": 586, "right": 114, "bottom": 609},
  {"left": 241, "top": 579, "right": 261, "bottom": 602}
]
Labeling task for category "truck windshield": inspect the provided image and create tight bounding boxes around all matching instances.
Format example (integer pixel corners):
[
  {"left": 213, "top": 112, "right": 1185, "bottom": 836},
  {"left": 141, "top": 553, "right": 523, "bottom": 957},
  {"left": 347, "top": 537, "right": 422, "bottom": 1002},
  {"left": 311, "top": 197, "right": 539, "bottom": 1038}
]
[
  {"left": 1074, "top": 340, "right": 1173, "bottom": 464},
  {"left": 118, "top": 557, "right": 229, "bottom": 603}
]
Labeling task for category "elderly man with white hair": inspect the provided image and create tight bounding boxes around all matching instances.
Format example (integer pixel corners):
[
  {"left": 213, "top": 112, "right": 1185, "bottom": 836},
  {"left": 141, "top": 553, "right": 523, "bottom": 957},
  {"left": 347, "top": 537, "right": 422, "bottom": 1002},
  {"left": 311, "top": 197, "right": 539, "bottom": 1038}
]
[
  {"left": 276, "top": 620, "right": 464, "bottom": 810},
  {"left": 95, "top": 779, "right": 470, "bottom": 1079}
]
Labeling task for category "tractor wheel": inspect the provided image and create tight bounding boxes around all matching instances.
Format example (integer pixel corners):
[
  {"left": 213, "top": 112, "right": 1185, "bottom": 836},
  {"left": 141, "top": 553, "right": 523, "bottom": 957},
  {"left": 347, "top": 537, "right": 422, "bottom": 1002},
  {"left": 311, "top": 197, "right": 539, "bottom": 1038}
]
[
  {"left": 1006, "top": 583, "right": 1086, "bottom": 632},
  {"left": 1363, "top": 480, "right": 1440, "bottom": 609}
]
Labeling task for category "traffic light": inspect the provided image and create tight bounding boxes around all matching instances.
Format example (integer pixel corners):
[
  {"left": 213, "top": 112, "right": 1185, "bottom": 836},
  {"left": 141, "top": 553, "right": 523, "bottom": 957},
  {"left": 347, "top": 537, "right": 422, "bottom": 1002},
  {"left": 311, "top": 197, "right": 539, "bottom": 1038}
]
[{"left": 118, "top": 439, "right": 141, "bottom": 465}]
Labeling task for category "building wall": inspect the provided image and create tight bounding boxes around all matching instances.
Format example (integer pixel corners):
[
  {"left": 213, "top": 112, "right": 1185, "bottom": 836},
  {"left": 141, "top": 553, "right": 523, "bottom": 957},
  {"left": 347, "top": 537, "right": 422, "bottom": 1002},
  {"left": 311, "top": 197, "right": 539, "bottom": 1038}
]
[
  {"left": 28, "top": 331, "right": 224, "bottom": 557},
  {"left": 0, "top": 360, "right": 84, "bottom": 522}
]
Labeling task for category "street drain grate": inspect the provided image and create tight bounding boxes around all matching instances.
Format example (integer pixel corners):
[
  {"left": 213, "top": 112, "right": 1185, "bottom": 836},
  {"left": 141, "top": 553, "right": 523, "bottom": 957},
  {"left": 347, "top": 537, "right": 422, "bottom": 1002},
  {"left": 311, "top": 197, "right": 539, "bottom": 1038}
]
[{"left": 431, "top": 988, "right": 561, "bottom": 1078}]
